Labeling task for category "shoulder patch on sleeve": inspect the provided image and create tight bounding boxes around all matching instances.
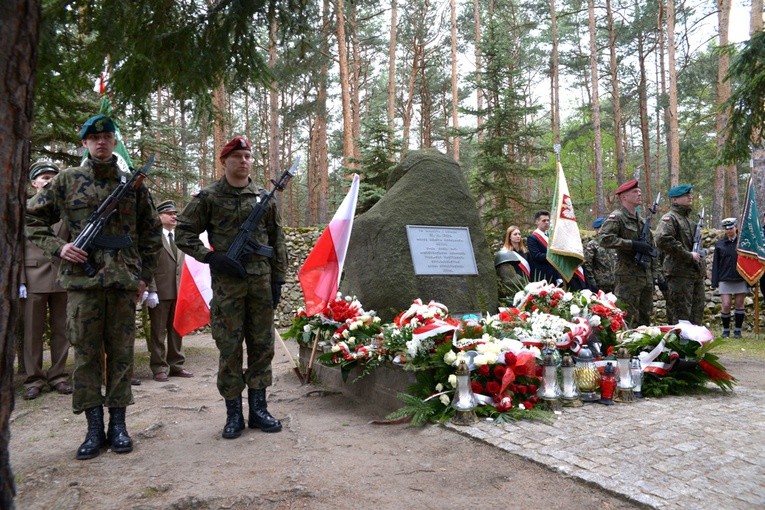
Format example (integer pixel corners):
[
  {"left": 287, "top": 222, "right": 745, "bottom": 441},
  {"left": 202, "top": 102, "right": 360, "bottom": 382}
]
[
  {"left": 662, "top": 216, "right": 670, "bottom": 222},
  {"left": 607, "top": 214, "right": 616, "bottom": 219}
]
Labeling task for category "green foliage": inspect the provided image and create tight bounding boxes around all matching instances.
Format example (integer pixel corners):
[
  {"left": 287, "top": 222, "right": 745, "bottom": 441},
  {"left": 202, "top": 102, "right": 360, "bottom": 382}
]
[
  {"left": 351, "top": 113, "right": 401, "bottom": 214},
  {"left": 722, "top": 30, "right": 765, "bottom": 164},
  {"left": 385, "top": 393, "right": 448, "bottom": 426},
  {"left": 469, "top": 2, "right": 547, "bottom": 226}
]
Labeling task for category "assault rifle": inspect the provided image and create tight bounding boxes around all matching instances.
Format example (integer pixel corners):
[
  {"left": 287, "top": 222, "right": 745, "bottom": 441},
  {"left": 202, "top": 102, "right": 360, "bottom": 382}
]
[
  {"left": 72, "top": 154, "right": 155, "bottom": 277},
  {"left": 692, "top": 207, "right": 707, "bottom": 260},
  {"left": 225, "top": 156, "right": 299, "bottom": 264},
  {"left": 634, "top": 192, "right": 661, "bottom": 268}
]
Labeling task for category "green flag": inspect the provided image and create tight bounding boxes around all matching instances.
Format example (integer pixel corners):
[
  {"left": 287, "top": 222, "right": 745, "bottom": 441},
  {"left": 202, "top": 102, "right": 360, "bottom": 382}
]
[{"left": 736, "top": 177, "right": 765, "bottom": 285}]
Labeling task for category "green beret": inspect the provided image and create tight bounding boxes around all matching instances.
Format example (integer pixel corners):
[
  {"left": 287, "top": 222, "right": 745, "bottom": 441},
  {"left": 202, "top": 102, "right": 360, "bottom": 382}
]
[
  {"left": 668, "top": 184, "right": 693, "bottom": 198},
  {"left": 156, "top": 200, "right": 177, "bottom": 214},
  {"left": 29, "top": 160, "right": 60, "bottom": 181},
  {"left": 79, "top": 114, "right": 116, "bottom": 139}
]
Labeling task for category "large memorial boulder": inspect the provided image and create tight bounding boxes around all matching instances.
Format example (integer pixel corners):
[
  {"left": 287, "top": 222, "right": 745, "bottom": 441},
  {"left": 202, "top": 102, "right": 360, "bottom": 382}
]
[{"left": 342, "top": 149, "right": 498, "bottom": 322}]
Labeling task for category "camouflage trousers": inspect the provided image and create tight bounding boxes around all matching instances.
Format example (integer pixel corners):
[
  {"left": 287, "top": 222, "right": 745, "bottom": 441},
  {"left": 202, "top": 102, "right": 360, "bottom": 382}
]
[
  {"left": 210, "top": 272, "right": 275, "bottom": 400},
  {"left": 666, "top": 275, "right": 705, "bottom": 325},
  {"left": 614, "top": 271, "right": 653, "bottom": 328},
  {"left": 67, "top": 289, "right": 136, "bottom": 413}
]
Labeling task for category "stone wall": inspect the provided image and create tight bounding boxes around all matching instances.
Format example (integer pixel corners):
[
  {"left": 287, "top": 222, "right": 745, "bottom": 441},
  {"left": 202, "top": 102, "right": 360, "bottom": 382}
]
[{"left": 276, "top": 226, "right": 760, "bottom": 329}]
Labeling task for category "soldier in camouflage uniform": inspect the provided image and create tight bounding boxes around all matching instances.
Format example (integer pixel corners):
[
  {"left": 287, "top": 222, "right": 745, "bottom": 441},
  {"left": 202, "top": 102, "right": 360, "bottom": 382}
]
[
  {"left": 599, "top": 179, "right": 657, "bottom": 327},
  {"left": 655, "top": 184, "right": 705, "bottom": 325},
  {"left": 175, "top": 136, "right": 288, "bottom": 439},
  {"left": 26, "top": 114, "right": 162, "bottom": 460},
  {"left": 584, "top": 217, "right": 616, "bottom": 294}
]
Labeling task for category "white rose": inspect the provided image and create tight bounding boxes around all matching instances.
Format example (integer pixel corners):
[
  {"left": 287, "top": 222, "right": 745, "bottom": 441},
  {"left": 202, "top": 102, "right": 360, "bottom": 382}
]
[
  {"left": 448, "top": 374, "right": 458, "bottom": 388},
  {"left": 562, "top": 292, "right": 573, "bottom": 302},
  {"left": 342, "top": 329, "right": 350, "bottom": 339},
  {"left": 435, "top": 383, "right": 444, "bottom": 392},
  {"left": 349, "top": 322, "right": 359, "bottom": 331},
  {"left": 439, "top": 394, "right": 451, "bottom": 406},
  {"left": 570, "top": 304, "right": 581, "bottom": 316},
  {"left": 473, "top": 354, "right": 492, "bottom": 366},
  {"left": 443, "top": 350, "right": 458, "bottom": 365},
  {"left": 589, "top": 315, "right": 602, "bottom": 327},
  {"left": 348, "top": 337, "right": 356, "bottom": 345},
  {"left": 303, "top": 325, "right": 312, "bottom": 333},
  {"left": 331, "top": 344, "right": 341, "bottom": 352}
]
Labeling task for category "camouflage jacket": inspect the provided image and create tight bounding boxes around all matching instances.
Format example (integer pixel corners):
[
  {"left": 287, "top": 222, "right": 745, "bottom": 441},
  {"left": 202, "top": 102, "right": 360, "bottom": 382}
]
[
  {"left": 25, "top": 156, "right": 162, "bottom": 290},
  {"left": 175, "top": 177, "right": 287, "bottom": 282},
  {"left": 655, "top": 204, "right": 704, "bottom": 277},
  {"left": 583, "top": 238, "right": 616, "bottom": 290},
  {"left": 598, "top": 205, "right": 655, "bottom": 277}
]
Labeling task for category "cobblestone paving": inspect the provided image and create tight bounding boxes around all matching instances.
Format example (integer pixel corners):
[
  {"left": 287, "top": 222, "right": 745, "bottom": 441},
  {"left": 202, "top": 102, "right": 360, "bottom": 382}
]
[{"left": 447, "top": 386, "right": 765, "bottom": 509}]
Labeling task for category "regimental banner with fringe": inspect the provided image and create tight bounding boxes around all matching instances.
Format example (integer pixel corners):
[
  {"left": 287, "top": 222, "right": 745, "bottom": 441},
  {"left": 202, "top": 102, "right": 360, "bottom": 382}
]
[
  {"left": 547, "top": 161, "right": 584, "bottom": 282},
  {"left": 736, "top": 177, "right": 765, "bottom": 285}
]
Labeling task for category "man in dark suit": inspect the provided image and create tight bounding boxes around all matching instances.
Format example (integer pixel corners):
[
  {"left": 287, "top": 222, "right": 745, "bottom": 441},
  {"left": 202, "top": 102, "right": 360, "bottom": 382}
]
[
  {"left": 146, "top": 200, "right": 193, "bottom": 381},
  {"left": 21, "top": 161, "right": 71, "bottom": 400},
  {"left": 527, "top": 210, "right": 563, "bottom": 284}
]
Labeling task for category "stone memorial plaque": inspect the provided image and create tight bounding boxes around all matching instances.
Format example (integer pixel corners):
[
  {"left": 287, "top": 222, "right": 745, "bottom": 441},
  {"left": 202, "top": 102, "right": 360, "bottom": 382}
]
[{"left": 405, "top": 225, "right": 478, "bottom": 275}]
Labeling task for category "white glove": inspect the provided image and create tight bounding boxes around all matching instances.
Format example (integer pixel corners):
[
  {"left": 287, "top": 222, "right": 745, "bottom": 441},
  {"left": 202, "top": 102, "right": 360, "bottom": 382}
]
[
  {"left": 19, "top": 284, "right": 27, "bottom": 299},
  {"left": 141, "top": 291, "right": 149, "bottom": 304},
  {"left": 147, "top": 292, "right": 160, "bottom": 309}
]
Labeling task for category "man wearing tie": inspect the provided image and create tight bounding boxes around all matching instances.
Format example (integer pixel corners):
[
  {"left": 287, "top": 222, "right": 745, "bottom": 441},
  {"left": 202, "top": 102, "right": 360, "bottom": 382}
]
[{"left": 146, "top": 200, "right": 193, "bottom": 381}]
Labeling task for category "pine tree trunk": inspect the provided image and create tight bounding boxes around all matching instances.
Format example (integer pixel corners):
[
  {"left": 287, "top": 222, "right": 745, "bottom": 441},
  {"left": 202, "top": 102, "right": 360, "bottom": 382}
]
[
  {"left": 388, "top": 0, "right": 397, "bottom": 144},
  {"left": 450, "top": 0, "right": 460, "bottom": 161},
  {"left": 474, "top": 0, "right": 484, "bottom": 144},
  {"left": 605, "top": 0, "right": 625, "bottom": 184},
  {"left": 212, "top": 83, "right": 228, "bottom": 179},
  {"left": 666, "top": 0, "right": 680, "bottom": 186},
  {"left": 588, "top": 0, "right": 606, "bottom": 215},
  {"left": 715, "top": 0, "right": 737, "bottom": 224},
  {"left": 1, "top": 2, "right": 40, "bottom": 506},
  {"left": 750, "top": 0, "right": 765, "bottom": 209},
  {"left": 550, "top": 0, "right": 560, "bottom": 146},
  {"left": 268, "top": 7, "right": 280, "bottom": 186},
  {"left": 636, "top": 1, "right": 652, "bottom": 202},
  {"left": 336, "top": 0, "right": 355, "bottom": 169},
  {"left": 349, "top": 3, "right": 361, "bottom": 163}
]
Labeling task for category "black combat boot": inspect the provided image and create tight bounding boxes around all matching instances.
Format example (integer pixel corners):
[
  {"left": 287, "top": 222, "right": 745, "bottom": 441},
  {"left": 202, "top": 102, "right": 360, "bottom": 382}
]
[
  {"left": 248, "top": 388, "right": 282, "bottom": 432},
  {"left": 106, "top": 407, "right": 133, "bottom": 453},
  {"left": 222, "top": 395, "right": 245, "bottom": 439},
  {"left": 77, "top": 406, "right": 107, "bottom": 460}
]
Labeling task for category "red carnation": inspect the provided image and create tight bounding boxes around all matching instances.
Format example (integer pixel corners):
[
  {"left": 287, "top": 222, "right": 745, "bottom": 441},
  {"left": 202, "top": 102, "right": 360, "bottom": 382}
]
[
  {"left": 522, "top": 400, "right": 535, "bottom": 410},
  {"left": 527, "top": 384, "right": 538, "bottom": 395},
  {"left": 504, "top": 352, "right": 517, "bottom": 367},
  {"left": 495, "top": 397, "right": 513, "bottom": 412},
  {"left": 493, "top": 365, "right": 506, "bottom": 380},
  {"left": 516, "top": 384, "right": 528, "bottom": 395},
  {"left": 486, "top": 381, "right": 501, "bottom": 395},
  {"left": 550, "top": 300, "right": 559, "bottom": 307},
  {"left": 478, "top": 364, "right": 490, "bottom": 377},
  {"left": 470, "top": 381, "right": 484, "bottom": 394},
  {"left": 539, "top": 291, "right": 547, "bottom": 297}
]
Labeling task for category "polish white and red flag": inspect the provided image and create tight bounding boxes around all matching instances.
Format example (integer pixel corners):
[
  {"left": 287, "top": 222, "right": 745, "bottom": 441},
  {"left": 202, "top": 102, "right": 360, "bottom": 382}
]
[
  {"left": 299, "top": 174, "right": 360, "bottom": 316},
  {"left": 173, "top": 232, "right": 213, "bottom": 336}
]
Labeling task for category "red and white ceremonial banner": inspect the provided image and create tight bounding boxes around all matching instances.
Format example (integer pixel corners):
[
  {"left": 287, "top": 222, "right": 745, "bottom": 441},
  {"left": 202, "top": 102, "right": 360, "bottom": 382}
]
[
  {"left": 298, "top": 174, "right": 360, "bottom": 316},
  {"left": 173, "top": 232, "right": 213, "bottom": 336},
  {"left": 547, "top": 162, "right": 584, "bottom": 282}
]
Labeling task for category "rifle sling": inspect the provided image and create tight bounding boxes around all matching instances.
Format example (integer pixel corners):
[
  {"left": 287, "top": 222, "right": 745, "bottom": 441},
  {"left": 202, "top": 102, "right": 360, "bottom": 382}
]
[
  {"left": 241, "top": 243, "right": 274, "bottom": 260},
  {"left": 92, "top": 234, "right": 133, "bottom": 249}
]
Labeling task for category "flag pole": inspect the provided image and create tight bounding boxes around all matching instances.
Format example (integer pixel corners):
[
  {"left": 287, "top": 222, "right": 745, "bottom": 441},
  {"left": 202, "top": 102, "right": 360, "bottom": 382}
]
[
  {"left": 274, "top": 329, "right": 305, "bottom": 384},
  {"left": 756, "top": 289, "right": 760, "bottom": 340}
]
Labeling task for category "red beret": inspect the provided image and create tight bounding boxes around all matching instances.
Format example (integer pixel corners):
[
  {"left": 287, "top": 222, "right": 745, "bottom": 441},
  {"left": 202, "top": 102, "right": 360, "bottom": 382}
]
[
  {"left": 220, "top": 136, "right": 251, "bottom": 160},
  {"left": 615, "top": 179, "right": 639, "bottom": 195}
]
